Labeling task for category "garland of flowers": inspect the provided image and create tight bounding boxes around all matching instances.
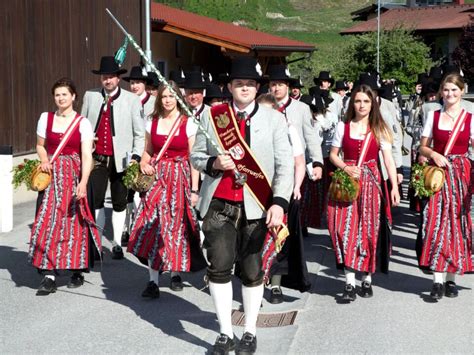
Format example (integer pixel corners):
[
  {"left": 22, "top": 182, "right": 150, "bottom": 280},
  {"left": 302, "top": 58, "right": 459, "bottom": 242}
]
[
  {"left": 12, "top": 159, "right": 41, "bottom": 190},
  {"left": 122, "top": 161, "right": 140, "bottom": 189},
  {"left": 330, "top": 168, "right": 359, "bottom": 199},
  {"left": 410, "top": 163, "right": 433, "bottom": 198}
]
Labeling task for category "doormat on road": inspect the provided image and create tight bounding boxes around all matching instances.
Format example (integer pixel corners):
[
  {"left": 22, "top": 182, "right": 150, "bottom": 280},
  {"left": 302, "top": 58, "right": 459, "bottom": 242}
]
[{"left": 231, "top": 310, "right": 297, "bottom": 328}]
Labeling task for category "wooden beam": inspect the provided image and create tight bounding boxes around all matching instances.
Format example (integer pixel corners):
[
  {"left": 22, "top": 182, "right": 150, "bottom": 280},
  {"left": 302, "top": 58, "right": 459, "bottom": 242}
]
[{"left": 163, "top": 25, "right": 250, "bottom": 53}]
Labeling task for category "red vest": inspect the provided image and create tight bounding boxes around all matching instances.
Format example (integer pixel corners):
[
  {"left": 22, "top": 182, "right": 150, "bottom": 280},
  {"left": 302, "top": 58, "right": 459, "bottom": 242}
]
[
  {"left": 94, "top": 103, "right": 114, "bottom": 156},
  {"left": 432, "top": 110, "right": 471, "bottom": 155},
  {"left": 213, "top": 111, "right": 248, "bottom": 202},
  {"left": 342, "top": 122, "right": 379, "bottom": 162},
  {"left": 150, "top": 116, "right": 189, "bottom": 158},
  {"left": 46, "top": 112, "right": 82, "bottom": 156}
]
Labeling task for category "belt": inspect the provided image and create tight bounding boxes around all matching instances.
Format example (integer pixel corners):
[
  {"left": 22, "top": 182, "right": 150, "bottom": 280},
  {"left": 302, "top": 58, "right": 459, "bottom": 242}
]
[
  {"left": 93, "top": 152, "right": 112, "bottom": 164},
  {"left": 214, "top": 198, "right": 244, "bottom": 207}
]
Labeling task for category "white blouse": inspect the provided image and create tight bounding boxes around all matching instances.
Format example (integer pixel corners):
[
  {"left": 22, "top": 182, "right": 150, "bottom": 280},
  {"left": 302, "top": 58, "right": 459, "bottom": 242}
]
[
  {"left": 331, "top": 121, "right": 391, "bottom": 151},
  {"left": 422, "top": 110, "right": 474, "bottom": 140},
  {"left": 36, "top": 112, "right": 94, "bottom": 142}
]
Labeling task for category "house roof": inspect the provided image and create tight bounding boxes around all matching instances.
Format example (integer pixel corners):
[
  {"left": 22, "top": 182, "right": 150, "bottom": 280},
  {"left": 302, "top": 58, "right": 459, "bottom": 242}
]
[
  {"left": 341, "top": 4, "right": 474, "bottom": 34},
  {"left": 150, "top": 3, "right": 315, "bottom": 53}
]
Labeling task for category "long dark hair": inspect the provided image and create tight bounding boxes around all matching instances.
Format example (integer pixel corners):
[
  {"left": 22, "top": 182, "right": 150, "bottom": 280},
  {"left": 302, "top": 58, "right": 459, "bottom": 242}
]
[
  {"left": 51, "top": 77, "right": 77, "bottom": 97},
  {"left": 151, "top": 80, "right": 185, "bottom": 119},
  {"left": 346, "top": 84, "right": 392, "bottom": 144}
]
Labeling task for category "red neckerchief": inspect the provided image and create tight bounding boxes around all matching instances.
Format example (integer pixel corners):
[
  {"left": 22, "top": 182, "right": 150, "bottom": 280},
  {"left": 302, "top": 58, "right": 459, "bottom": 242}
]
[
  {"left": 141, "top": 92, "right": 150, "bottom": 107},
  {"left": 277, "top": 97, "right": 292, "bottom": 118}
]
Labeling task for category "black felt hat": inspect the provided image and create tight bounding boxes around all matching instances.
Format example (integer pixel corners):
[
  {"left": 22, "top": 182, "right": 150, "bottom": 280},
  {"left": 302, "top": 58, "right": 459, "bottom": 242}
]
[
  {"left": 205, "top": 83, "right": 224, "bottom": 100},
  {"left": 354, "top": 73, "right": 380, "bottom": 91},
  {"left": 429, "top": 66, "right": 443, "bottom": 81},
  {"left": 222, "top": 85, "right": 233, "bottom": 99},
  {"left": 290, "top": 76, "right": 304, "bottom": 89},
  {"left": 214, "top": 73, "right": 230, "bottom": 85},
  {"left": 92, "top": 56, "right": 127, "bottom": 75},
  {"left": 334, "top": 80, "right": 349, "bottom": 91},
  {"left": 267, "top": 64, "right": 294, "bottom": 83},
  {"left": 168, "top": 69, "right": 185, "bottom": 86},
  {"left": 416, "top": 73, "right": 429, "bottom": 85},
  {"left": 228, "top": 57, "right": 263, "bottom": 81},
  {"left": 123, "top": 66, "right": 153, "bottom": 84},
  {"left": 183, "top": 70, "right": 207, "bottom": 89},
  {"left": 421, "top": 78, "right": 440, "bottom": 97},
  {"left": 313, "top": 71, "right": 335, "bottom": 86},
  {"left": 147, "top": 72, "right": 160, "bottom": 87},
  {"left": 378, "top": 83, "right": 394, "bottom": 101}
]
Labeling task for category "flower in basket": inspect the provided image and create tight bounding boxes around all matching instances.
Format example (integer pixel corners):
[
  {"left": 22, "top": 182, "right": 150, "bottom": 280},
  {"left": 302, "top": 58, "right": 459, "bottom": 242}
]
[
  {"left": 12, "top": 159, "right": 41, "bottom": 190},
  {"left": 329, "top": 168, "right": 360, "bottom": 202},
  {"left": 410, "top": 163, "right": 433, "bottom": 198},
  {"left": 122, "top": 161, "right": 140, "bottom": 189}
]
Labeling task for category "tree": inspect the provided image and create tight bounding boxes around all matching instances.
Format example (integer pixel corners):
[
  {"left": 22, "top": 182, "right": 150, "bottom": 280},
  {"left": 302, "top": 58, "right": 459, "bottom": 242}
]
[
  {"left": 452, "top": 15, "right": 474, "bottom": 87},
  {"left": 330, "top": 28, "right": 435, "bottom": 94}
]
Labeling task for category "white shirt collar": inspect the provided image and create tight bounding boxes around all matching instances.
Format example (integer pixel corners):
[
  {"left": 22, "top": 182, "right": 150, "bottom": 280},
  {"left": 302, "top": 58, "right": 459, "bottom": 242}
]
[
  {"left": 233, "top": 101, "right": 255, "bottom": 116},
  {"left": 105, "top": 86, "right": 119, "bottom": 97},
  {"left": 193, "top": 104, "right": 203, "bottom": 113},
  {"left": 139, "top": 91, "right": 148, "bottom": 100}
]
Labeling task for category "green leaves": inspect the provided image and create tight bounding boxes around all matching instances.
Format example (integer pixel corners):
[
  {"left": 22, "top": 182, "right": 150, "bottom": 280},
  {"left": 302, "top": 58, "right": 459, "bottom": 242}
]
[
  {"left": 12, "top": 159, "right": 40, "bottom": 190},
  {"left": 409, "top": 163, "right": 433, "bottom": 198},
  {"left": 122, "top": 162, "right": 140, "bottom": 189}
]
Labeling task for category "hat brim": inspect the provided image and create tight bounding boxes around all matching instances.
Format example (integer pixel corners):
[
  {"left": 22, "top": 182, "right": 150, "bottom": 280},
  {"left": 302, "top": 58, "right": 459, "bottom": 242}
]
[
  {"left": 92, "top": 68, "right": 127, "bottom": 75},
  {"left": 122, "top": 76, "right": 153, "bottom": 85},
  {"left": 228, "top": 75, "right": 263, "bottom": 83},
  {"left": 313, "top": 77, "right": 335, "bottom": 86},
  {"left": 183, "top": 84, "right": 207, "bottom": 90},
  {"left": 267, "top": 76, "right": 293, "bottom": 83}
]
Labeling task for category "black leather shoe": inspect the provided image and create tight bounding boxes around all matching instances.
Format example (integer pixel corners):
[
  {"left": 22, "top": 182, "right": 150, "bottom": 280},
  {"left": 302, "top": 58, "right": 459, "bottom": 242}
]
[
  {"left": 236, "top": 332, "right": 257, "bottom": 355},
  {"left": 269, "top": 287, "right": 284, "bottom": 304},
  {"left": 211, "top": 333, "right": 236, "bottom": 355},
  {"left": 142, "top": 281, "right": 160, "bottom": 298},
  {"left": 359, "top": 281, "right": 373, "bottom": 298},
  {"left": 342, "top": 284, "right": 357, "bottom": 301},
  {"left": 430, "top": 282, "right": 444, "bottom": 300},
  {"left": 112, "top": 245, "right": 124, "bottom": 260},
  {"left": 444, "top": 281, "right": 458, "bottom": 298},
  {"left": 67, "top": 273, "right": 84, "bottom": 289},
  {"left": 121, "top": 231, "right": 130, "bottom": 247},
  {"left": 170, "top": 275, "right": 183, "bottom": 291},
  {"left": 36, "top": 277, "right": 57, "bottom": 296}
]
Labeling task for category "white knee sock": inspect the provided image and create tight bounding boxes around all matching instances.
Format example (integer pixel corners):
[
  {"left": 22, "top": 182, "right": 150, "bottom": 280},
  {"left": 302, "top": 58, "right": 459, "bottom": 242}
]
[
  {"left": 446, "top": 272, "right": 456, "bottom": 283},
  {"left": 112, "top": 210, "right": 127, "bottom": 246},
  {"left": 361, "top": 273, "right": 372, "bottom": 284},
  {"left": 433, "top": 272, "right": 444, "bottom": 284},
  {"left": 148, "top": 260, "right": 159, "bottom": 285},
  {"left": 345, "top": 269, "right": 356, "bottom": 286},
  {"left": 209, "top": 281, "right": 233, "bottom": 338},
  {"left": 242, "top": 284, "right": 264, "bottom": 336},
  {"left": 95, "top": 208, "right": 106, "bottom": 244},
  {"left": 124, "top": 202, "right": 134, "bottom": 233},
  {"left": 271, "top": 275, "right": 282, "bottom": 288},
  {"left": 45, "top": 275, "right": 55, "bottom": 281},
  {"left": 133, "top": 193, "right": 141, "bottom": 212}
]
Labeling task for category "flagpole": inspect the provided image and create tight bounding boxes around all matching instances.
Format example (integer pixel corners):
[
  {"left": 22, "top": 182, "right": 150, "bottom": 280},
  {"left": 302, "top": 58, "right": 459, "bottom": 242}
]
[{"left": 376, "top": 0, "right": 381, "bottom": 73}]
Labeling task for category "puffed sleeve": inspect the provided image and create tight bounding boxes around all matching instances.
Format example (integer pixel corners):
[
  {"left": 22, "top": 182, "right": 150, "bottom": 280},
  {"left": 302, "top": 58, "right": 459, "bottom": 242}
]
[
  {"left": 186, "top": 118, "right": 199, "bottom": 138},
  {"left": 145, "top": 120, "right": 152, "bottom": 134},
  {"left": 331, "top": 121, "right": 345, "bottom": 148},
  {"left": 79, "top": 119, "right": 94, "bottom": 142},
  {"left": 421, "top": 111, "right": 434, "bottom": 138},
  {"left": 36, "top": 112, "right": 48, "bottom": 138}
]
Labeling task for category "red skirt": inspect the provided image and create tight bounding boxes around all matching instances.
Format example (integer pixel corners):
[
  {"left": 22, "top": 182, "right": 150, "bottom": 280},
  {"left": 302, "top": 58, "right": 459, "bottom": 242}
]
[
  {"left": 28, "top": 154, "right": 101, "bottom": 270},
  {"left": 419, "top": 156, "right": 473, "bottom": 274},
  {"left": 127, "top": 156, "right": 201, "bottom": 272},
  {"left": 327, "top": 160, "right": 382, "bottom": 273}
]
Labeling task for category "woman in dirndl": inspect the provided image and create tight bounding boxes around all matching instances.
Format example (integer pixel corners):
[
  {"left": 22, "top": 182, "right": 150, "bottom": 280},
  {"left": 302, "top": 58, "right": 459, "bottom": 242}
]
[
  {"left": 29, "top": 77, "right": 101, "bottom": 295},
  {"left": 127, "top": 81, "right": 206, "bottom": 298},
  {"left": 418, "top": 73, "right": 473, "bottom": 300},
  {"left": 327, "top": 84, "right": 400, "bottom": 302}
]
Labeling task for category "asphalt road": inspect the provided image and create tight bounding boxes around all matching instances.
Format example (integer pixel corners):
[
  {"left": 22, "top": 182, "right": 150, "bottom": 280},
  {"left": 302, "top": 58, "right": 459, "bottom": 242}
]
[{"left": 1, "top": 178, "right": 472, "bottom": 354}]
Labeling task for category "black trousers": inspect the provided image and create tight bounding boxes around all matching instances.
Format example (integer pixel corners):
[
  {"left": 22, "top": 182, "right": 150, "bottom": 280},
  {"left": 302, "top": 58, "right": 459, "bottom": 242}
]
[
  {"left": 89, "top": 156, "right": 128, "bottom": 212},
  {"left": 202, "top": 199, "right": 267, "bottom": 286}
]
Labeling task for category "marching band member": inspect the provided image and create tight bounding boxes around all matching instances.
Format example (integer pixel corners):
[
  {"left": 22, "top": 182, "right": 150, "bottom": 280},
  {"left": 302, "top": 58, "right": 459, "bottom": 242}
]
[
  {"left": 121, "top": 65, "right": 156, "bottom": 247},
  {"left": 418, "top": 73, "right": 473, "bottom": 300},
  {"left": 191, "top": 57, "right": 293, "bottom": 355},
  {"left": 127, "top": 80, "right": 206, "bottom": 297},
  {"left": 29, "top": 78, "right": 101, "bottom": 295},
  {"left": 81, "top": 56, "right": 145, "bottom": 260},
  {"left": 267, "top": 64, "right": 323, "bottom": 302},
  {"left": 327, "top": 84, "right": 400, "bottom": 301}
]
